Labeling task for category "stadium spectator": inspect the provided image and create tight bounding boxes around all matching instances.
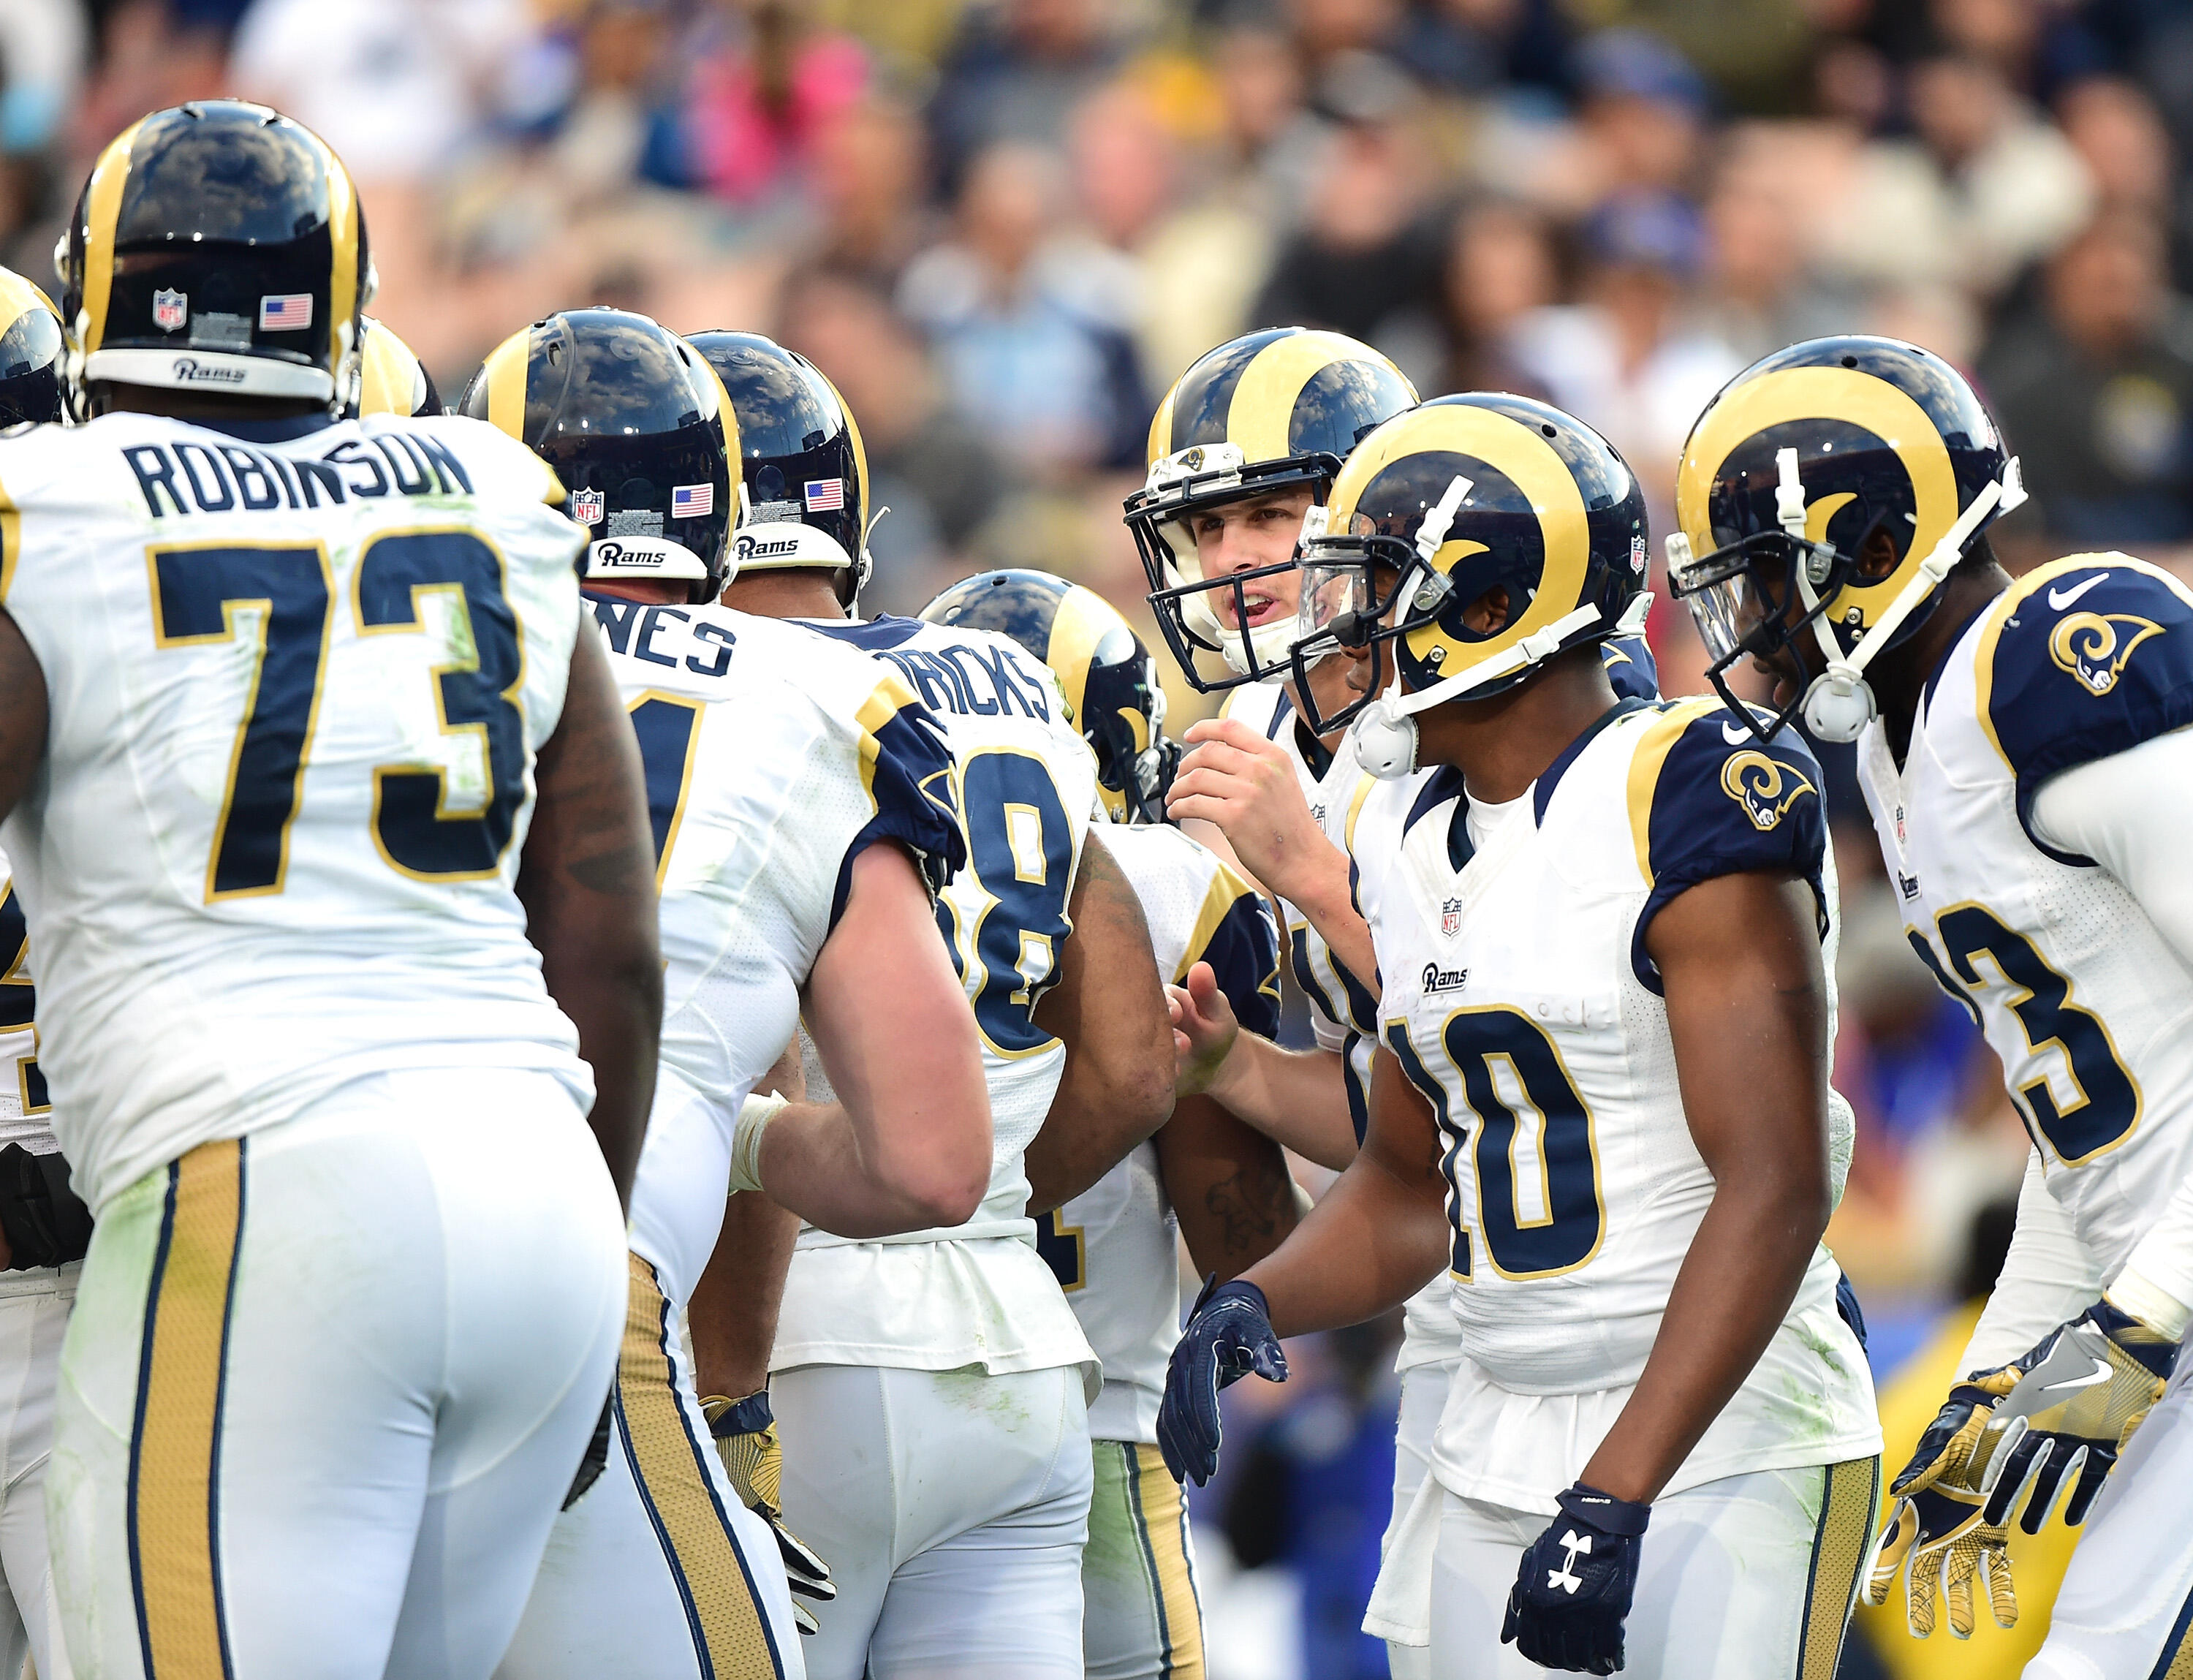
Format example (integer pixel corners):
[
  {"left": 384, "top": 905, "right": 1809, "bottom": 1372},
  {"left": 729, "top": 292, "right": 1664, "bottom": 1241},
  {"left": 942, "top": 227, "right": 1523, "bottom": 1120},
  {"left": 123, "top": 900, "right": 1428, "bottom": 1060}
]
[{"left": 926, "top": 0, "right": 1126, "bottom": 197}]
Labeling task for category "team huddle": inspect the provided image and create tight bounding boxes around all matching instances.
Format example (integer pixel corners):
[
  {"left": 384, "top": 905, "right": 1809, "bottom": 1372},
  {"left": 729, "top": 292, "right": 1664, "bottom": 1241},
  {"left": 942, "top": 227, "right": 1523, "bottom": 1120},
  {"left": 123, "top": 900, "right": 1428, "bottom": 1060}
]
[{"left": 0, "top": 93, "right": 2179, "bottom": 1680}]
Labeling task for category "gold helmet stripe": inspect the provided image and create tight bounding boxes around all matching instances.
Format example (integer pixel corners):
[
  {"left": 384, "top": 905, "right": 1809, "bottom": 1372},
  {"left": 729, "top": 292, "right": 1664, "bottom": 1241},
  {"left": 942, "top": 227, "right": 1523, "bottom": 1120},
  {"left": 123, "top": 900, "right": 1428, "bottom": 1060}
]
[
  {"left": 1675, "top": 365, "right": 1960, "bottom": 628},
  {"left": 479, "top": 326, "right": 531, "bottom": 441},
  {"left": 1044, "top": 583, "right": 1123, "bottom": 727},
  {"left": 1145, "top": 384, "right": 1178, "bottom": 469},
  {"left": 0, "top": 270, "right": 55, "bottom": 341},
  {"left": 321, "top": 132, "right": 360, "bottom": 377},
  {"left": 820, "top": 368, "right": 866, "bottom": 529},
  {"left": 1331, "top": 402, "right": 1592, "bottom": 679},
  {"left": 355, "top": 316, "right": 423, "bottom": 416},
  {"left": 79, "top": 116, "right": 148, "bottom": 354},
  {"left": 1227, "top": 330, "right": 1409, "bottom": 466}
]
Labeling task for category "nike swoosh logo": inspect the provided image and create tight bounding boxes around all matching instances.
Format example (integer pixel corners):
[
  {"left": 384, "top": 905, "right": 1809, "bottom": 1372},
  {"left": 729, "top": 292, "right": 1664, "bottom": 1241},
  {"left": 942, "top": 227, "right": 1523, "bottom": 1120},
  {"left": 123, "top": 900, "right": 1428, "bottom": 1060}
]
[
  {"left": 2048, "top": 574, "right": 2108, "bottom": 610},
  {"left": 1723, "top": 722, "right": 1753, "bottom": 746},
  {"left": 2035, "top": 1356, "right": 2113, "bottom": 1397}
]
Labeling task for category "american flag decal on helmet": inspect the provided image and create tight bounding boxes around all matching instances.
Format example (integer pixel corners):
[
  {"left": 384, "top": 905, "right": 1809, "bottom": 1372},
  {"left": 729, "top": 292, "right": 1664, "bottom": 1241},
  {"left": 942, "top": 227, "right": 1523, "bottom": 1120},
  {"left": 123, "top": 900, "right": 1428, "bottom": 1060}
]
[
  {"left": 804, "top": 477, "right": 844, "bottom": 512},
  {"left": 672, "top": 483, "right": 713, "bottom": 518}
]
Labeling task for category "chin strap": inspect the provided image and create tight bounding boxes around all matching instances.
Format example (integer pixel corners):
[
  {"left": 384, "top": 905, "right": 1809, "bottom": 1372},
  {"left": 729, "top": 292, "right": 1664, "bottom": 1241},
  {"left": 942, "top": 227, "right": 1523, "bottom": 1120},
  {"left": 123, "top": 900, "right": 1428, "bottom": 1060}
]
[
  {"left": 1351, "top": 602, "right": 1606, "bottom": 779},
  {"left": 1798, "top": 458, "right": 2022, "bottom": 742}
]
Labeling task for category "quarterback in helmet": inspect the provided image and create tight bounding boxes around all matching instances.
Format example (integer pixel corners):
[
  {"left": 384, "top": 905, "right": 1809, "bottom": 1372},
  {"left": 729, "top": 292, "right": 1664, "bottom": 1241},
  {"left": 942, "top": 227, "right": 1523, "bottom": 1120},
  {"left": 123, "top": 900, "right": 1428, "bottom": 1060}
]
[
  {"left": 683, "top": 329, "right": 1175, "bottom": 1680},
  {"left": 2, "top": 102, "right": 659, "bottom": 1676},
  {"left": 1669, "top": 336, "right": 2193, "bottom": 1676},
  {"left": 1162, "top": 393, "right": 1882, "bottom": 1678}
]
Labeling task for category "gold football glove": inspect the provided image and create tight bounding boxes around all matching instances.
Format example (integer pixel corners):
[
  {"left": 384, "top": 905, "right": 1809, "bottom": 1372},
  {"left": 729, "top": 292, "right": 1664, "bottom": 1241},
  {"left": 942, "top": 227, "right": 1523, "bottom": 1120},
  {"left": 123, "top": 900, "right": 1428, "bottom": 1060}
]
[
  {"left": 702, "top": 1390, "right": 836, "bottom": 1635},
  {"left": 1864, "top": 1376, "right": 2020, "bottom": 1638},
  {"left": 1974, "top": 1298, "right": 2179, "bottom": 1533}
]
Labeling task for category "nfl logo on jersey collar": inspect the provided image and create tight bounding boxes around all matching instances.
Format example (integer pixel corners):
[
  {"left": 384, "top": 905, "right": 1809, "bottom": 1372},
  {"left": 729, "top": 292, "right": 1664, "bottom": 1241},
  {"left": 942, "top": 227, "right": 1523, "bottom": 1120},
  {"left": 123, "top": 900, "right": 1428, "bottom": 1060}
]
[{"left": 1442, "top": 898, "right": 1463, "bottom": 938}]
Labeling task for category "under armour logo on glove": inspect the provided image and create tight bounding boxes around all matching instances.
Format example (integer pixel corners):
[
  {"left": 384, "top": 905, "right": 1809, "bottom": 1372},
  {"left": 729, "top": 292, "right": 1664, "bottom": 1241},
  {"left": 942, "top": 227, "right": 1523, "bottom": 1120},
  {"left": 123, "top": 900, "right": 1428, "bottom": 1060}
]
[
  {"left": 1503, "top": 1483, "right": 1650, "bottom": 1675},
  {"left": 1549, "top": 1529, "right": 1591, "bottom": 1594}
]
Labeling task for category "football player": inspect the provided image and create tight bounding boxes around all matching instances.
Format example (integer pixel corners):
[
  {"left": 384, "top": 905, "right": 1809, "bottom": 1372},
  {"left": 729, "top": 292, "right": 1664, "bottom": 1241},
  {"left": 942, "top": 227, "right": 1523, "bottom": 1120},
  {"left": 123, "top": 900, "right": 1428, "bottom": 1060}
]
[
  {"left": 0, "top": 264, "right": 84, "bottom": 1680},
  {"left": 683, "top": 329, "right": 1175, "bottom": 1680},
  {"left": 1666, "top": 336, "right": 2193, "bottom": 1674},
  {"left": 923, "top": 567, "right": 1303, "bottom": 1680},
  {"left": 350, "top": 315, "right": 442, "bottom": 417},
  {"left": 1159, "top": 393, "right": 1884, "bottom": 1679},
  {"left": 0, "top": 103, "right": 657, "bottom": 1677},
  {"left": 465, "top": 307, "right": 991, "bottom": 1678}
]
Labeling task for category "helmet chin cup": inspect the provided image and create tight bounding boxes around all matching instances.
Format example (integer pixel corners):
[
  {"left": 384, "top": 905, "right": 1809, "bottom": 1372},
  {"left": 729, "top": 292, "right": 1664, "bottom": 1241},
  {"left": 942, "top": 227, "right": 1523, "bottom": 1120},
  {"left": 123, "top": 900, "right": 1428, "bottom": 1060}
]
[
  {"left": 1352, "top": 697, "right": 1420, "bottom": 779},
  {"left": 1802, "top": 666, "right": 1876, "bottom": 742}
]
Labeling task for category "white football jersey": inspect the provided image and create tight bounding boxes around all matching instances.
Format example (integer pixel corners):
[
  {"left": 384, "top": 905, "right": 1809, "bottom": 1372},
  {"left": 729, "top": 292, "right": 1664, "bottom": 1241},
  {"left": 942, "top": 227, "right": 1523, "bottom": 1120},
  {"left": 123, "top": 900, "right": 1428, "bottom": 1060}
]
[
  {"left": 0, "top": 410, "right": 595, "bottom": 1211},
  {"left": 588, "top": 594, "right": 961, "bottom": 1301},
  {"left": 1225, "top": 680, "right": 1463, "bottom": 1372},
  {"left": 0, "top": 849, "right": 53, "bottom": 1157},
  {"left": 1352, "top": 697, "right": 1879, "bottom": 1513},
  {"left": 772, "top": 616, "right": 1102, "bottom": 1382},
  {"left": 1048, "top": 819, "right": 1279, "bottom": 1444},
  {"left": 1857, "top": 555, "right": 2193, "bottom": 1280}
]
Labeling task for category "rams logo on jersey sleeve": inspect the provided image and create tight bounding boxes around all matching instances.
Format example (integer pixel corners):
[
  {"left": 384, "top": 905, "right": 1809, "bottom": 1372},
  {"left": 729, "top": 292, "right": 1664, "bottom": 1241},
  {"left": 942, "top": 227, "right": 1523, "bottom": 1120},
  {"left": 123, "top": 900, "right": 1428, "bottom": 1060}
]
[
  {"left": 1719, "top": 749, "right": 1818, "bottom": 833},
  {"left": 2047, "top": 610, "right": 2163, "bottom": 696}
]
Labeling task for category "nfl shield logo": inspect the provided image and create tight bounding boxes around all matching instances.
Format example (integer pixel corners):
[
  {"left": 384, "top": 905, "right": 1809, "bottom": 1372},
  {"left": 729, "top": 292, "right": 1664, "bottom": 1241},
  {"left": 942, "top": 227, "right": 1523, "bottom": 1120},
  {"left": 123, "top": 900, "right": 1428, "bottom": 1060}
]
[
  {"left": 152, "top": 289, "right": 186, "bottom": 333},
  {"left": 572, "top": 489, "right": 605, "bottom": 526},
  {"left": 1441, "top": 897, "right": 1463, "bottom": 938}
]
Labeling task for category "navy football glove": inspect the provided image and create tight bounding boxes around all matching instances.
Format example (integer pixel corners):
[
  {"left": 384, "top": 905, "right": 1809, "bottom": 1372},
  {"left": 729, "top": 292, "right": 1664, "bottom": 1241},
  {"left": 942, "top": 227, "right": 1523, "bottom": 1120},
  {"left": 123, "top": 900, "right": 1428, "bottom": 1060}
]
[
  {"left": 1156, "top": 1275, "right": 1286, "bottom": 1486},
  {"left": 1502, "top": 1483, "right": 1650, "bottom": 1676}
]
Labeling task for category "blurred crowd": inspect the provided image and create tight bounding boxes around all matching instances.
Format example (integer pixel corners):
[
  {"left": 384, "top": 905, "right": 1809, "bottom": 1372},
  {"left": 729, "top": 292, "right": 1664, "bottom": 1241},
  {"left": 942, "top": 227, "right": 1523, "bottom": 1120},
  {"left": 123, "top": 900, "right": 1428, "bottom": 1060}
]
[{"left": 6, "top": 0, "right": 2190, "bottom": 1672}]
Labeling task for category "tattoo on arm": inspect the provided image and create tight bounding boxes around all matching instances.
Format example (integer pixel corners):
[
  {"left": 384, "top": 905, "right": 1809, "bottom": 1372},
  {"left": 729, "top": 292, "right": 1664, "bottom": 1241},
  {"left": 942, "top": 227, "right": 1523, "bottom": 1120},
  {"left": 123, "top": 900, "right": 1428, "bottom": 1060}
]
[{"left": 1205, "top": 1149, "right": 1293, "bottom": 1257}]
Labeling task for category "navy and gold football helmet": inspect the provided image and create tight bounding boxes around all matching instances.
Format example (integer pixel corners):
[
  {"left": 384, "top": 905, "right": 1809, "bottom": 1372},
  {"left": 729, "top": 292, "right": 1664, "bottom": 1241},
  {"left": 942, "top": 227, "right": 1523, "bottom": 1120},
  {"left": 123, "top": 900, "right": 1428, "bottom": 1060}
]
[
  {"left": 349, "top": 316, "right": 442, "bottom": 418},
  {"left": 1288, "top": 393, "right": 1648, "bottom": 769},
  {"left": 56, "top": 101, "right": 371, "bottom": 417},
  {"left": 460, "top": 308, "right": 740, "bottom": 603},
  {"left": 1127, "top": 328, "right": 1417, "bottom": 692},
  {"left": 683, "top": 330, "right": 871, "bottom": 610},
  {"left": 0, "top": 268, "right": 64, "bottom": 426},
  {"left": 920, "top": 570, "right": 1178, "bottom": 825},
  {"left": 1667, "top": 336, "right": 2024, "bottom": 743}
]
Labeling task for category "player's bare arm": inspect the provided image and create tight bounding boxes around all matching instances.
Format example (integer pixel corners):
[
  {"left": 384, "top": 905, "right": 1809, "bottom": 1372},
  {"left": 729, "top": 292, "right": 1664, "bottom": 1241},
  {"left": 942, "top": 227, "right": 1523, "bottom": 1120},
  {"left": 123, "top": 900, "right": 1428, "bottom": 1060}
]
[
  {"left": 517, "top": 625, "right": 663, "bottom": 1212},
  {"left": 1023, "top": 830, "right": 1175, "bottom": 1211},
  {"left": 1167, "top": 717, "right": 1379, "bottom": 983},
  {"left": 0, "top": 610, "right": 47, "bottom": 825},
  {"left": 689, "top": 1036, "right": 806, "bottom": 1403},
  {"left": 1167, "top": 962, "right": 1359, "bottom": 1170},
  {"left": 763, "top": 841, "right": 991, "bottom": 1237},
  {"left": 1156, "top": 1092, "right": 1304, "bottom": 1279},
  {"left": 1580, "top": 868, "right": 1833, "bottom": 1505}
]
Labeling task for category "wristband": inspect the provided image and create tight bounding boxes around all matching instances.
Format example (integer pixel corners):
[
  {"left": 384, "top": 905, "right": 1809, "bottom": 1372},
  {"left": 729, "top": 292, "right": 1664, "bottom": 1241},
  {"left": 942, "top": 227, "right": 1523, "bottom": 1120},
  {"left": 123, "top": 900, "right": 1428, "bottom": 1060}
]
[
  {"left": 728, "top": 1091, "right": 787, "bottom": 1195},
  {"left": 702, "top": 1388, "right": 775, "bottom": 1439}
]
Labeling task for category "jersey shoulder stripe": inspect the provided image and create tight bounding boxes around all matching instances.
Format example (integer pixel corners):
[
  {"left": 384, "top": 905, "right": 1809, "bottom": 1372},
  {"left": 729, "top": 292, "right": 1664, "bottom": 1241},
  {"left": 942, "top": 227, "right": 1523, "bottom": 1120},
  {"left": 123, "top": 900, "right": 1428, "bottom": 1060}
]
[
  {"left": 1219, "top": 678, "right": 1291, "bottom": 741},
  {"left": 1599, "top": 632, "right": 1661, "bottom": 704},
  {"left": 1624, "top": 698, "right": 1828, "bottom": 993},
  {"left": 837, "top": 670, "right": 965, "bottom": 921},
  {"left": 1972, "top": 553, "right": 2193, "bottom": 859}
]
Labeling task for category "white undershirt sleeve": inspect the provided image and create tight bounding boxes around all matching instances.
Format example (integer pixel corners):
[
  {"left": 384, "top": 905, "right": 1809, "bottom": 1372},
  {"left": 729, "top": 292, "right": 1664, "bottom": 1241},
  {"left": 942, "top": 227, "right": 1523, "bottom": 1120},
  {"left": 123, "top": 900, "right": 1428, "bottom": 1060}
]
[
  {"left": 1959, "top": 1149, "right": 2108, "bottom": 1374},
  {"left": 2029, "top": 729, "right": 2193, "bottom": 1338}
]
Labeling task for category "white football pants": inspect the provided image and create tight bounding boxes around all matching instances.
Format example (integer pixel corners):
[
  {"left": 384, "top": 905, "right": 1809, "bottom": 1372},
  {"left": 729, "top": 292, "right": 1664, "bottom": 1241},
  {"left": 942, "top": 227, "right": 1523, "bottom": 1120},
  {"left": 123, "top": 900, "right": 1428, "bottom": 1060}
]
[
  {"left": 0, "top": 1262, "right": 73, "bottom": 1680},
  {"left": 773, "top": 1361, "right": 1093, "bottom": 1680},
  {"left": 1082, "top": 1438, "right": 1204, "bottom": 1680},
  {"left": 498, "top": 1252, "right": 804, "bottom": 1680},
  {"left": 48, "top": 1070, "right": 627, "bottom": 1680},
  {"left": 2022, "top": 1353, "right": 2193, "bottom": 1678},
  {"left": 1428, "top": 1456, "right": 1880, "bottom": 1679},
  {"left": 1383, "top": 1356, "right": 1458, "bottom": 1680}
]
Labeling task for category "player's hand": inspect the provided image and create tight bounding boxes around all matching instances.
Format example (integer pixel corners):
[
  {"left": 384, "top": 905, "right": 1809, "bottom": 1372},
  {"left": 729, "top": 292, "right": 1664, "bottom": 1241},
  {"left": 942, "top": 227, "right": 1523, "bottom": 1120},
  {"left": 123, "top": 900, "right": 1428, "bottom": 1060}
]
[
  {"left": 1167, "top": 719, "right": 1333, "bottom": 906},
  {"left": 1501, "top": 1483, "right": 1648, "bottom": 1676},
  {"left": 1169, "top": 961, "right": 1239, "bottom": 1096},
  {"left": 1863, "top": 1381, "right": 2018, "bottom": 1637},
  {"left": 702, "top": 1390, "right": 836, "bottom": 1634},
  {"left": 1974, "top": 1297, "right": 2179, "bottom": 1534},
  {"left": 1156, "top": 1274, "right": 1286, "bottom": 1486}
]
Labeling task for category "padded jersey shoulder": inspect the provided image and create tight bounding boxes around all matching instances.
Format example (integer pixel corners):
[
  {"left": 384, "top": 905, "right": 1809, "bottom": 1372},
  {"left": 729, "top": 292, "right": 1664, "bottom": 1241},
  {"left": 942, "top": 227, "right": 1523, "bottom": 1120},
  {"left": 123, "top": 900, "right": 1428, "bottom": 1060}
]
[{"left": 1969, "top": 553, "right": 2193, "bottom": 834}]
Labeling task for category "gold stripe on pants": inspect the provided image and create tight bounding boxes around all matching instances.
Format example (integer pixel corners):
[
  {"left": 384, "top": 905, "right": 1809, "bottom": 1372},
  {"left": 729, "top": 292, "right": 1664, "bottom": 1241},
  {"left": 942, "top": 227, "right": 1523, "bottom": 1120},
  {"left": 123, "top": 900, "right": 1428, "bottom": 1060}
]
[
  {"left": 617, "top": 1252, "right": 785, "bottom": 1680},
  {"left": 1795, "top": 1454, "right": 1882, "bottom": 1680},
  {"left": 1125, "top": 1440, "right": 1205, "bottom": 1680},
  {"left": 128, "top": 1138, "right": 246, "bottom": 1680}
]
